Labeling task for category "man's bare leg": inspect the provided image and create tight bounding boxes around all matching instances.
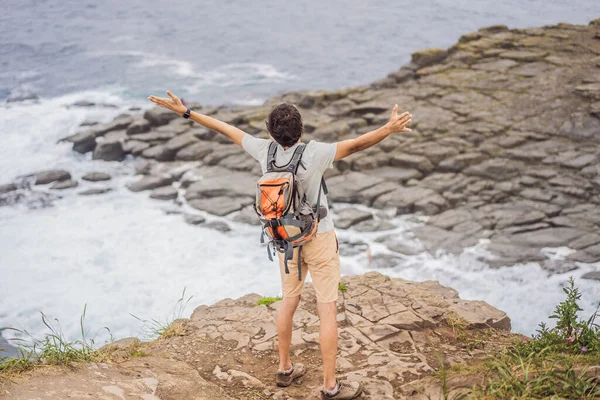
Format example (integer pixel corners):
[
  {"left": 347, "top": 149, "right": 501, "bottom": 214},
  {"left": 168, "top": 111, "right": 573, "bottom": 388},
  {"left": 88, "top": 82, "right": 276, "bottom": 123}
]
[
  {"left": 317, "top": 301, "right": 338, "bottom": 390},
  {"left": 277, "top": 295, "right": 301, "bottom": 371}
]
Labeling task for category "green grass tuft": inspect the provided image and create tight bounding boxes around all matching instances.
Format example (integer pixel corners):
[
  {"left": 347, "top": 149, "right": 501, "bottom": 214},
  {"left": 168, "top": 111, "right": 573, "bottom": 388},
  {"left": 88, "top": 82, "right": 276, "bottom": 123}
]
[
  {"left": 338, "top": 283, "right": 348, "bottom": 293},
  {"left": 255, "top": 296, "right": 282, "bottom": 307},
  {"left": 128, "top": 349, "right": 150, "bottom": 358},
  {"left": 0, "top": 304, "right": 111, "bottom": 381},
  {"left": 130, "top": 287, "right": 193, "bottom": 340},
  {"left": 436, "top": 276, "right": 600, "bottom": 399}
]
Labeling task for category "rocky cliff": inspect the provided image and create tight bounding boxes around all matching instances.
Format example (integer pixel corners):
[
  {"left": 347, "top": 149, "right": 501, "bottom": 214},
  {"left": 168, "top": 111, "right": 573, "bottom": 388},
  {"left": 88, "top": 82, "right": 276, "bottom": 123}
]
[
  {"left": 1, "top": 272, "right": 513, "bottom": 399},
  {"left": 3, "top": 18, "right": 600, "bottom": 271}
]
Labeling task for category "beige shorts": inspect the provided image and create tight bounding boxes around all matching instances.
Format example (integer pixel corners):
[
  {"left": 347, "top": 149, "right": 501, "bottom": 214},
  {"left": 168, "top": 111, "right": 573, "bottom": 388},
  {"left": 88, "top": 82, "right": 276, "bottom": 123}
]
[{"left": 278, "top": 230, "right": 341, "bottom": 303}]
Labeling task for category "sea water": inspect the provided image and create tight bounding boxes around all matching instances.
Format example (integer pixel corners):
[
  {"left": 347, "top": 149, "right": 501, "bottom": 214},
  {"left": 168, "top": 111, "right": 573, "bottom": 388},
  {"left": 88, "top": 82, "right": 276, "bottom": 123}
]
[{"left": 1, "top": 1, "right": 600, "bottom": 347}]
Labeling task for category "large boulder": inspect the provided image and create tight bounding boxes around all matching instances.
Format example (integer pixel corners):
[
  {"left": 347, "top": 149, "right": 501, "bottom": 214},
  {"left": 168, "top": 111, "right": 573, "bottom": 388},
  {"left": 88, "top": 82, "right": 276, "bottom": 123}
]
[
  {"left": 35, "top": 170, "right": 71, "bottom": 185},
  {"left": 188, "top": 196, "right": 253, "bottom": 216},
  {"left": 92, "top": 141, "right": 125, "bottom": 161},
  {"left": 334, "top": 207, "right": 373, "bottom": 229},
  {"left": 127, "top": 175, "right": 173, "bottom": 192},
  {"left": 82, "top": 172, "right": 111, "bottom": 182},
  {"left": 0, "top": 183, "right": 17, "bottom": 194},
  {"left": 144, "top": 107, "right": 179, "bottom": 127},
  {"left": 64, "top": 131, "right": 97, "bottom": 154},
  {"left": 184, "top": 168, "right": 255, "bottom": 201}
]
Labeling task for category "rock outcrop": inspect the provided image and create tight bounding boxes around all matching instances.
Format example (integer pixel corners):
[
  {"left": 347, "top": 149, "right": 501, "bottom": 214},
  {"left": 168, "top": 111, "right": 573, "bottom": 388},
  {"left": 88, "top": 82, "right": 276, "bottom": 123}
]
[
  {"left": 35, "top": 18, "right": 600, "bottom": 269},
  {"left": 0, "top": 272, "right": 514, "bottom": 399}
]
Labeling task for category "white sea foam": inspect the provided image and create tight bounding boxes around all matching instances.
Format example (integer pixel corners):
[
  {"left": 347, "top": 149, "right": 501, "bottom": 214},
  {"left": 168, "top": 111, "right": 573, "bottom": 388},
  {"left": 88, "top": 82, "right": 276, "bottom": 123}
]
[
  {"left": 1, "top": 92, "right": 599, "bottom": 350},
  {"left": 87, "top": 50, "right": 295, "bottom": 90}
]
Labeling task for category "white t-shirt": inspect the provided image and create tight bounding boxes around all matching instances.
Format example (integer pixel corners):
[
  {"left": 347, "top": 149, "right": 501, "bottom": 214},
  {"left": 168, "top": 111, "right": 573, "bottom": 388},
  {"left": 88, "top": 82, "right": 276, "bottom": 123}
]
[{"left": 242, "top": 135, "right": 337, "bottom": 233}]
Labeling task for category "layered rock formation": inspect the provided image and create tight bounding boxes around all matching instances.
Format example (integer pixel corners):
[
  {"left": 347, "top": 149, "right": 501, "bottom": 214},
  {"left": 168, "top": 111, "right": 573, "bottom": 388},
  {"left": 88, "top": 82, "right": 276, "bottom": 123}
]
[
  {"left": 1, "top": 272, "right": 514, "bottom": 399},
  {"left": 6, "top": 18, "right": 597, "bottom": 269}
]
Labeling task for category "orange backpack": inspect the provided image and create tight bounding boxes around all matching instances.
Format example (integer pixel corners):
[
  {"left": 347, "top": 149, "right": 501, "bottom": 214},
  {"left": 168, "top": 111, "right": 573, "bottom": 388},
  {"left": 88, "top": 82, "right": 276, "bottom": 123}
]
[{"left": 255, "top": 142, "right": 327, "bottom": 280}]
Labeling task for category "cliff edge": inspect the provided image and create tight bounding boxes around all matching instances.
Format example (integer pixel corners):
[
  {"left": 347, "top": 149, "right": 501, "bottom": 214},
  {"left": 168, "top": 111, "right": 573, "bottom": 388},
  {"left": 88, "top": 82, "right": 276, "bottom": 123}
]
[{"left": 1, "top": 272, "right": 513, "bottom": 399}]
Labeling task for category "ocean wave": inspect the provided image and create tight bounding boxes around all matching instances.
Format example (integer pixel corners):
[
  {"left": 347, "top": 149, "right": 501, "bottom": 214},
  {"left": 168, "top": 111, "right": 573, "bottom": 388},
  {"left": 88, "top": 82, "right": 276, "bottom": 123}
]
[{"left": 87, "top": 50, "right": 295, "bottom": 90}]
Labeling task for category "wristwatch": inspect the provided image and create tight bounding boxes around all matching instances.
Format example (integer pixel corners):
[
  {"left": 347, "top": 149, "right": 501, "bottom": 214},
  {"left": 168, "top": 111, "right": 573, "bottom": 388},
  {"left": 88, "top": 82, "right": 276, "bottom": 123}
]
[{"left": 182, "top": 108, "right": 191, "bottom": 119}]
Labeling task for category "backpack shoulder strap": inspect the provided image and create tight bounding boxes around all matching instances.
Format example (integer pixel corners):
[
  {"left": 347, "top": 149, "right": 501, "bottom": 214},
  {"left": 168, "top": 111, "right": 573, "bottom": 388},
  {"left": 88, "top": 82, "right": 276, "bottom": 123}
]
[
  {"left": 286, "top": 143, "right": 307, "bottom": 173},
  {"left": 266, "top": 142, "right": 278, "bottom": 172}
]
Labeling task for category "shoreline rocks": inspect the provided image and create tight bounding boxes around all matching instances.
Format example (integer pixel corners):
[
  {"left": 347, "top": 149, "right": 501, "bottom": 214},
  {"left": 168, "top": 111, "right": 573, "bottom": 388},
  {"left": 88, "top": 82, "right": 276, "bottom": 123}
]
[{"left": 6, "top": 18, "right": 600, "bottom": 270}]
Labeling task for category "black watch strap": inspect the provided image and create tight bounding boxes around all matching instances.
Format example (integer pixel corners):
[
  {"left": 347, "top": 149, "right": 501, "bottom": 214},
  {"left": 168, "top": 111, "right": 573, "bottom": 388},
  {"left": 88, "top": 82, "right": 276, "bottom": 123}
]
[{"left": 183, "top": 108, "right": 191, "bottom": 119}]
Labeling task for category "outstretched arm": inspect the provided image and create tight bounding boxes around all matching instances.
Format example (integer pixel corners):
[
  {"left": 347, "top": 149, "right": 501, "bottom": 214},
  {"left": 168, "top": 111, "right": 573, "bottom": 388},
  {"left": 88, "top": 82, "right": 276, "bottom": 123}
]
[
  {"left": 148, "top": 91, "right": 246, "bottom": 147},
  {"left": 334, "top": 105, "right": 412, "bottom": 160}
]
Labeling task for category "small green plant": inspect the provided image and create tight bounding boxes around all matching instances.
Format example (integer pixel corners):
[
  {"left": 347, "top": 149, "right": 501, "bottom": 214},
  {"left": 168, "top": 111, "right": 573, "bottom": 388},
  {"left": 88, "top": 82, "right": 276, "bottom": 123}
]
[
  {"left": 338, "top": 283, "right": 348, "bottom": 293},
  {"left": 128, "top": 348, "right": 150, "bottom": 358},
  {"left": 517, "top": 277, "right": 600, "bottom": 357},
  {"left": 255, "top": 296, "right": 282, "bottom": 307},
  {"left": 131, "top": 287, "right": 193, "bottom": 340},
  {"left": 436, "top": 277, "right": 600, "bottom": 399},
  {"left": 0, "top": 305, "right": 110, "bottom": 380}
]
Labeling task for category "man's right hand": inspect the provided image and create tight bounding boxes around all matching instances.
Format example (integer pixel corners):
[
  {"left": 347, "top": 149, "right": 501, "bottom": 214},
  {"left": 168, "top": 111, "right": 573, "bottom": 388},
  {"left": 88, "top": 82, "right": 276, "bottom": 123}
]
[
  {"left": 147, "top": 91, "right": 187, "bottom": 116},
  {"left": 385, "top": 105, "right": 412, "bottom": 133}
]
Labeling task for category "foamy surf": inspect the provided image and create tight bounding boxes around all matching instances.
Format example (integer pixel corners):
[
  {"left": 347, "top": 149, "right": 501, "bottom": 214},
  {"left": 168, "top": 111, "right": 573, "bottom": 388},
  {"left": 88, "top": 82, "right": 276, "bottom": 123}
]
[{"left": 1, "top": 91, "right": 599, "bottom": 350}]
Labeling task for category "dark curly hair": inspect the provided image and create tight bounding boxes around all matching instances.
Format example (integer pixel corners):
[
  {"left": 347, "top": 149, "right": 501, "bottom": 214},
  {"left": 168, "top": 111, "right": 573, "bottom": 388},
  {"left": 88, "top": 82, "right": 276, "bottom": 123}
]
[{"left": 266, "top": 103, "right": 304, "bottom": 147}]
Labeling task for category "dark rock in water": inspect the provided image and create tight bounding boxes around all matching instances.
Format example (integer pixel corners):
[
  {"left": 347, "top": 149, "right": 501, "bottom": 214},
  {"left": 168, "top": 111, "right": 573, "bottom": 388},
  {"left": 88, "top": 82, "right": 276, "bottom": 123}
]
[
  {"left": 134, "top": 160, "right": 155, "bottom": 175},
  {"left": 144, "top": 107, "right": 178, "bottom": 127},
  {"left": 142, "top": 144, "right": 176, "bottom": 161},
  {"left": 175, "top": 142, "right": 214, "bottom": 161},
  {"left": 127, "top": 175, "right": 173, "bottom": 192},
  {"left": 93, "top": 141, "right": 125, "bottom": 162},
  {"left": 35, "top": 170, "right": 71, "bottom": 185},
  {"left": 70, "top": 100, "right": 95, "bottom": 107},
  {"left": 79, "top": 121, "right": 99, "bottom": 127},
  {"left": 352, "top": 218, "right": 396, "bottom": 232},
  {"left": 0, "top": 183, "right": 17, "bottom": 194},
  {"left": 1, "top": 190, "right": 60, "bottom": 208},
  {"left": 541, "top": 259, "right": 579, "bottom": 274},
  {"left": 6, "top": 91, "right": 39, "bottom": 103},
  {"left": 78, "top": 188, "right": 112, "bottom": 196},
  {"left": 184, "top": 168, "right": 255, "bottom": 200},
  {"left": 582, "top": 271, "right": 600, "bottom": 281},
  {"left": 90, "top": 116, "right": 134, "bottom": 137},
  {"left": 82, "top": 172, "right": 111, "bottom": 182},
  {"left": 569, "top": 243, "right": 600, "bottom": 263},
  {"left": 66, "top": 131, "right": 97, "bottom": 154},
  {"left": 485, "top": 242, "right": 546, "bottom": 268},
  {"left": 123, "top": 140, "right": 151, "bottom": 155},
  {"left": 232, "top": 205, "right": 261, "bottom": 226},
  {"left": 166, "top": 132, "right": 200, "bottom": 152},
  {"left": 184, "top": 214, "right": 207, "bottom": 225},
  {"left": 188, "top": 196, "right": 253, "bottom": 216},
  {"left": 338, "top": 238, "right": 369, "bottom": 257},
  {"left": 150, "top": 186, "right": 178, "bottom": 200},
  {"left": 510, "top": 228, "right": 583, "bottom": 248},
  {"left": 334, "top": 207, "right": 373, "bottom": 229},
  {"left": 205, "top": 220, "right": 231, "bottom": 232},
  {"left": 50, "top": 179, "right": 78, "bottom": 190},
  {"left": 376, "top": 234, "right": 423, "bottom": 256},
  {"left": 327, "top": 172, "right": 383, "bottom": 203},
  {"left": 126, "top": 118, "right": 151, "bottom": 135},
  {"left": 370, "top": 254, "right": 404, "bottom": 269}
]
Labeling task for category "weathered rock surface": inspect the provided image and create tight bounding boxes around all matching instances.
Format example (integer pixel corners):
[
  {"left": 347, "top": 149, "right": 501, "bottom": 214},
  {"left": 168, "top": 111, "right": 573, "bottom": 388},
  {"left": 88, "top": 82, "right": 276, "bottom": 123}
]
[
  {"left": 82, "top": 172, "right": 111, "bottom": 182},
  {"left": 127, "top": 175, "right": 173, "bottom": 192},
  {"left": 34, "top": 170, "right": 71, "bottom": 185},
  {"left": 93, "top": 141, "right": 126, "bottom": 162},
  {"left": 1, "top": 272, "right": 514, "bottom": 400}
]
